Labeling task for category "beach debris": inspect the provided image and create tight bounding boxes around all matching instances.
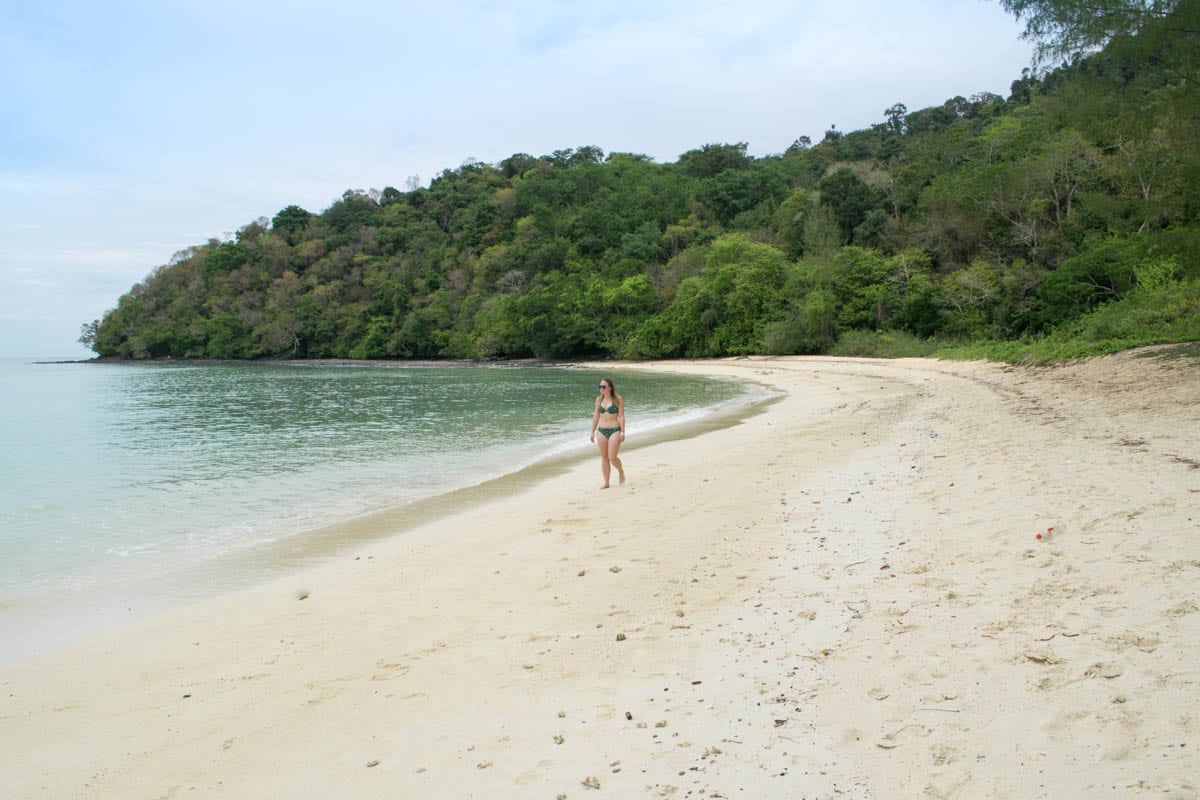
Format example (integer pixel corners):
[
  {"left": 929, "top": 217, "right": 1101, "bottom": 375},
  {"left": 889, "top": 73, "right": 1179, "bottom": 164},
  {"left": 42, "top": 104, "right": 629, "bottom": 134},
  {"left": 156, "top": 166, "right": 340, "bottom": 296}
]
[
  {"left": 366, "top": 760, "right": 380, "bottom": 768},
  {"left": 582, "top": 775, "right": 601, "bottom": 789},
  {"left": 625, "top": 711, "right": 633, "bottom": 720},
  {"left": 774, "top": 719, "right": 787, "bottom": 727},
  {"left": 609, "top": 566, "right": 622, "bottom": 573},
  {"left": 655, "top": 720, "right": 668, "bottom": 728},
  {"left": 1037, "top": 524, "right": 1065, "bottom": 540},
  {"left": 577, "top": 569, "right": 586, "bottom": 577},
  {"left": 1085, "top": 662, "right": 1124, "bottom": 679},
  {"left": 876, "top": 723, "right": 919, "bottom": 749},
  {"left": 296, "top": 589, "right": 311, "bottom": 600},
  {"left": 477, "top": 761, "right": 493, "bottom": 769},
  {"left": 616, "top": 633, "right": 627, "bottom": 641},
  {"left": 554, "top": 734, "right": 565, "bottom": 745},
  {"left": 558, "top": 710, "right": 567, "bottom": 718},
  {"left": 675, "top": 609, "right": 685, "bottom": 617}
]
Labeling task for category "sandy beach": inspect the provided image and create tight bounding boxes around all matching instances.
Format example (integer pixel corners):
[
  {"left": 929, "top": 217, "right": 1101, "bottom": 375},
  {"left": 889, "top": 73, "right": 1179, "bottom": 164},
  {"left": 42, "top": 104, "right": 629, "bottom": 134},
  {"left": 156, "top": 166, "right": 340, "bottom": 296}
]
[{"left": 2, "top": 350, "right": 1198, "bottom": 799}]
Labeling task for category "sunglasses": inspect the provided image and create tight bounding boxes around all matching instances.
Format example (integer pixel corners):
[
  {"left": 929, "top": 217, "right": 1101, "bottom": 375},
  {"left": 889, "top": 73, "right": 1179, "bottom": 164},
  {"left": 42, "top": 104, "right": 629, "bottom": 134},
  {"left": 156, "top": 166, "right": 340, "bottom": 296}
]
[{"left": 598, "top": 384, "right": 608, "bottom": 389}]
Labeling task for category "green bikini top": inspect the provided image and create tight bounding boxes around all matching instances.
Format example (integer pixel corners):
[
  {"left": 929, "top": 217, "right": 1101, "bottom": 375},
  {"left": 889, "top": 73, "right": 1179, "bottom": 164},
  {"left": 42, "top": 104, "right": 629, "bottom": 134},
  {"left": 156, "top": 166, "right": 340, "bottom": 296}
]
[{"left": 598, "top": 402, "right": 618, "bottom": 414}]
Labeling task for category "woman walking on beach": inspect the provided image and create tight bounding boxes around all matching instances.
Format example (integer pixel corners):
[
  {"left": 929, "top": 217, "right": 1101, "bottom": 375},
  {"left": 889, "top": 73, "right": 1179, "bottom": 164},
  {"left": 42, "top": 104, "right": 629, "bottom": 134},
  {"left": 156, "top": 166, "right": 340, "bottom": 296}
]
[{"left": 590, "top": 377, "right": 626, "bottom": 489}]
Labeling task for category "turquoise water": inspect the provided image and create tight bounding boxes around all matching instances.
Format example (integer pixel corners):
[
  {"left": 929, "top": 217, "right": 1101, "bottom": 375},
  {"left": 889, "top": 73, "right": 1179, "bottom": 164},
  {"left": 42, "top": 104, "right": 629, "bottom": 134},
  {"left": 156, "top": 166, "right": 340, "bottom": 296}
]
[{"left": 0, "top": 358, "right": 759, "bottom": 660}]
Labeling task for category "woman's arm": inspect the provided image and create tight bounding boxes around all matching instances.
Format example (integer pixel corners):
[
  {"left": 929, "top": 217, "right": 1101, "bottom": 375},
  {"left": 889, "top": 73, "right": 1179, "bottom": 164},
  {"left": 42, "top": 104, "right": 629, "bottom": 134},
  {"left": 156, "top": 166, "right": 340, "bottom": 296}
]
[
  {"left": 589, "top": 398, "right": 600, "bottom": 440},
  {"left": 617, "top": 399, "right": 626, "bottom": 437}
]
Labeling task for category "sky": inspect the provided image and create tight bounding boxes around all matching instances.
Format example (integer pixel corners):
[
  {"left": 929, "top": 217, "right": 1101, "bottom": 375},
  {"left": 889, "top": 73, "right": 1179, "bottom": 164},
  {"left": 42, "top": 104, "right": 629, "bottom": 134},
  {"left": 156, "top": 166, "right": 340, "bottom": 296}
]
[{"left": 0, "top": 0, "right": 1033, "bottom": 359}]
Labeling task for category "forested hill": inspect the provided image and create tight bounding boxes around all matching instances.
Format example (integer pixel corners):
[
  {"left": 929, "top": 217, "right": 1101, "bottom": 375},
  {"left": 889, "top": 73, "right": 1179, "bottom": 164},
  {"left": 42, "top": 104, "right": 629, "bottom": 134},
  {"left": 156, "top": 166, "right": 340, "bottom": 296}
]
[{"left": 84, "top": 4, "right": 1200, "bottom": 362}]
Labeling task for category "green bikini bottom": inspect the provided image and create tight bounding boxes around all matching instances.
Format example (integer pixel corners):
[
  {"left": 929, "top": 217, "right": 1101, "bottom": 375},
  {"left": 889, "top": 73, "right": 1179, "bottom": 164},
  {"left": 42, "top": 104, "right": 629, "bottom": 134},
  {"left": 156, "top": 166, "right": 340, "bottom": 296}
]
[{"left": 597, "top": 427, "right": 621, "bottom": 438}]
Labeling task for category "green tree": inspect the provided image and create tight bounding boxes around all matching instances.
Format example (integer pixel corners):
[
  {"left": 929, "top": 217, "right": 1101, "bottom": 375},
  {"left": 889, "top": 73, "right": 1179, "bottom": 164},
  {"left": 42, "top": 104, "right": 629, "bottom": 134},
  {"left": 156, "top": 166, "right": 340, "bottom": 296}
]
[
  {"left": 203, "top": 241, "right": 255, "bottom": 279},
  {"left": 698, "top": 167, "right": 788, "bottom": 226},
  {"left": 818, "top": 169, "right": 883, "bottom": 243},
  {"left": 764, "top": 288, "right": 838, "bottom": 354},
  {"left": 998, "top": 1, "right": 1195, "bottom": 72},
  {"left": 271, "top": 205, "right": 312, "bottom": 243},
  {"left": 324, "top": 191, "right": 381, "bottom": 237},
  {"left": 1033, "top": 238, "right": 1142, "bottom": 329},
  {"left": 677, "top": 142, "right": 753, "bottom": 178}
]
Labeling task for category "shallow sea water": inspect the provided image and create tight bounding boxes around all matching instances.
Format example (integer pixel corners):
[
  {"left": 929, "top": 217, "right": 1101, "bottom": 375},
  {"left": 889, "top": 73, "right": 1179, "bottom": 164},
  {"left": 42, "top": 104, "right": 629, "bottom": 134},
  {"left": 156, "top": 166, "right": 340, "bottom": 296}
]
[{"left": 0, "top": 359, "right": 764, "bottom": 661}]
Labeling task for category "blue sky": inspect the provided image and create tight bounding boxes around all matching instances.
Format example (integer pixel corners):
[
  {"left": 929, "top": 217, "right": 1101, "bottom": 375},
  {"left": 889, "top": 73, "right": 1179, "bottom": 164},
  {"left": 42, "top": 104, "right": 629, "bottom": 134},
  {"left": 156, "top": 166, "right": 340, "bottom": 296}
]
[{"left": 0, "top": 0, "right": 1032, "bottom": 358}]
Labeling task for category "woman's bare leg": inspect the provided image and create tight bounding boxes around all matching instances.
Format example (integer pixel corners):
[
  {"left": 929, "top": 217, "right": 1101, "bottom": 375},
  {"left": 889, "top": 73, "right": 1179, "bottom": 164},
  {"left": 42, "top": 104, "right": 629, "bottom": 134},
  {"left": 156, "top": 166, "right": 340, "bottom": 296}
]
[
  {"left": 596, "top": 435, "right": 612, "bottom": 488},
  {"left": 608, "top": 434, "right": 625, "bottom": 485}
]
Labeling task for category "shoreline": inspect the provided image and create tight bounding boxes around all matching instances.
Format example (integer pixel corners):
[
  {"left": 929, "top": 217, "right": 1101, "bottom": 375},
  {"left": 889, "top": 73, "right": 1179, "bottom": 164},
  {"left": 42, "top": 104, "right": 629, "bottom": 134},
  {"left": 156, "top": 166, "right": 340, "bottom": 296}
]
[
  {"left": 2, "top": 352, "right": 1197, "bottom": 798},
  {"left": 0, "top": 368, "right": 775, "bottom": 668}
]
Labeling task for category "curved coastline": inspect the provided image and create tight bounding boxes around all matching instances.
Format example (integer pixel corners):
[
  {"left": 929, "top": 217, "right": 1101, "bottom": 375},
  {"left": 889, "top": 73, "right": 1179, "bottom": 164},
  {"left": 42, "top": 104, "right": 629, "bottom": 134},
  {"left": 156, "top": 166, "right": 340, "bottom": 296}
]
[
  {"left": 157, "top": 365, "right": 779, "bottom": 597},
  {"left": 0, "top": 362, "right": 775, "bottom": 666}
]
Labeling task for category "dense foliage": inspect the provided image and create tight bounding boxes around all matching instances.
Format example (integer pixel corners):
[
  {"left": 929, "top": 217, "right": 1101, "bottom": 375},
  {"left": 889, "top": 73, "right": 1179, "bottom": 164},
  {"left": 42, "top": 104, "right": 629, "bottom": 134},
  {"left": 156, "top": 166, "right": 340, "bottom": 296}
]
[{"left": 84, "top": 2, "right": 1200, "bottom": 362}]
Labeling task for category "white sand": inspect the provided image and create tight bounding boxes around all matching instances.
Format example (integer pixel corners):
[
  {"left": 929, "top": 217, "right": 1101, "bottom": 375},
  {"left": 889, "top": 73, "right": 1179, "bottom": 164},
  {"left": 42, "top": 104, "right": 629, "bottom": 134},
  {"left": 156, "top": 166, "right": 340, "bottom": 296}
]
[{"left": 2, "top": 350, "right": 1198, "bottom": 799}]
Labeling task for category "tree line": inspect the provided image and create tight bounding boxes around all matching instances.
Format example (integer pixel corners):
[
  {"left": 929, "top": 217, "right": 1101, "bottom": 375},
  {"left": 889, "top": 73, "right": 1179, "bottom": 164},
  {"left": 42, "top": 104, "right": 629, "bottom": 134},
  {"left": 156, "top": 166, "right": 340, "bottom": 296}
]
[{"left": 83, "top": 0, "right": 1200, "bottom": 361}]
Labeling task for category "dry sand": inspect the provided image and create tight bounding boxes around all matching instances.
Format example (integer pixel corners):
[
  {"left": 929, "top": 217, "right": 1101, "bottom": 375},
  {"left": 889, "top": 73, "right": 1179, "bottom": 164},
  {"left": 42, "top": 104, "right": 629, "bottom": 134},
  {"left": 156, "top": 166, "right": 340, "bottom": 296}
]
[{"left": 2, "top": 349, "right": 1198, "bottom": 799}]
